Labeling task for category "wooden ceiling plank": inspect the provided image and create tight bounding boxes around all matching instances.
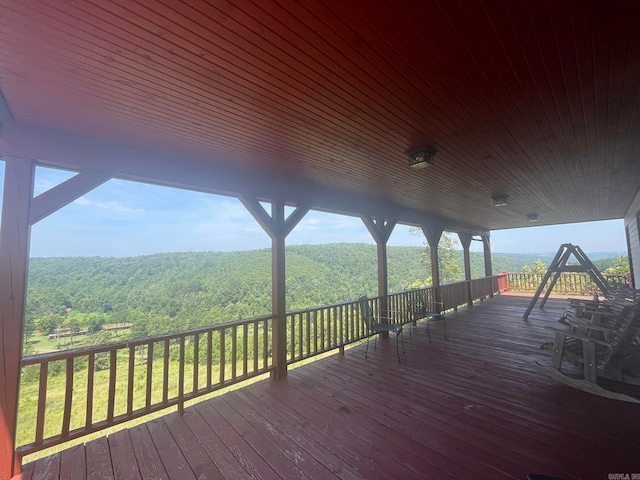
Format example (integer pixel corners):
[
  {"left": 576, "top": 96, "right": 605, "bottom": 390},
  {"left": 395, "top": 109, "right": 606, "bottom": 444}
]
[
  {"left": 1, "top": 4, "right": 480, "bottom": 200},
  {"left": 33, "top": 1, "right": 400, "bottom": 152},
  {"left": 345, "top": 0, "right": 548, "bottom": 191},
  {"left": 157, "top": 0, "right": 415, "bottom": 137},
  {"left": 3, "top": 0, "right": 520, "bottom": 197},
  {"left": 0, "top": 27, "right": 400, "bottom": 182},
  {"left": 426, "top": 0, "right": 560, "bottom": 191},
  {"left": 13, "top": 0, "right": 400, "bottom": 159}
]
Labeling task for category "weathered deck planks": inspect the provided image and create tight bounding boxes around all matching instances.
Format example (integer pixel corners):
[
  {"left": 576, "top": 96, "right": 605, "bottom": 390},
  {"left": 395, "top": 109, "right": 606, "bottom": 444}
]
[{"left": 20, "top": 294, "right": 640, "bottom": 479}]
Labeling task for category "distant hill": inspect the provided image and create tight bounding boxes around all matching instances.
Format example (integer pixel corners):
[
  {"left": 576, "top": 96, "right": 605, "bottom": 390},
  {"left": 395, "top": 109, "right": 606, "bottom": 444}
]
[
  {"left": 27, "top": 243, "right": 624, "bottom": 316},
  {"left": 25, "top": 243, "right": 627, "bottom": 345},
  {"left": 513, "top": 251, "right": 625, "bottom": 261}
]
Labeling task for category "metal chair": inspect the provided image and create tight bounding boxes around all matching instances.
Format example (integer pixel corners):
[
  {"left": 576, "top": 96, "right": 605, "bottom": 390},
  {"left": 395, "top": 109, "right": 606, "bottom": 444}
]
[
  {"left": 358, "top": 295, "right": 404, "bottom": 362},
  {"left": 410, "top": 297, "right": 446, "bottom": 342}
]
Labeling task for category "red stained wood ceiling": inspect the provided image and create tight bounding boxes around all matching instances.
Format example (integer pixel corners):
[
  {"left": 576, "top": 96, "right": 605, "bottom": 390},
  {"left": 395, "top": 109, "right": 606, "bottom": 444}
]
[{"left": 1, "top": 0, "right": 640, "bottom": 233}]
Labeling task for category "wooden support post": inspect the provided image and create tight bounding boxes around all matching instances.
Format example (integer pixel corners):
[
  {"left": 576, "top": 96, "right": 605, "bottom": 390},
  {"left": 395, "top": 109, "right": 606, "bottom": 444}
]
[
  {"left": 272, "top": 204, "right": 287, "bottom": 380},
  {"left": 422, "top": 222, "right": 444, "bottom": 306},
  {"left": 458, "top": 233, "right": 473, "bottom": 306},
  {"left": 362, "top": 217, "right": 396, "bottom": 338},
  {"left": 361, "top": 217, "right": 396, "bottom": 298},
  {"left": 481, "top": 235, "right": 493, "bottom": 297},
  {"left": 240, "top": 196, "right": 308, "bottom": 380},
  {"left": 0, "top": 156, "right": 35, "bottom": 479}
]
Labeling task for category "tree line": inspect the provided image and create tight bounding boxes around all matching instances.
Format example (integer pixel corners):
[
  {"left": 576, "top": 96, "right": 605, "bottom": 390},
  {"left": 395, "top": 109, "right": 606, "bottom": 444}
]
[{"left": 24, "top": 241, "right": 627, "bottom": 353}]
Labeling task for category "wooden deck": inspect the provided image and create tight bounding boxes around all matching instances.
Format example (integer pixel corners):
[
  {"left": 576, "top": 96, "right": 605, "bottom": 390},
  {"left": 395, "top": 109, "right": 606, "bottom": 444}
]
[{"left": 19, "top": 294, "right": 640, "bottom": 480}]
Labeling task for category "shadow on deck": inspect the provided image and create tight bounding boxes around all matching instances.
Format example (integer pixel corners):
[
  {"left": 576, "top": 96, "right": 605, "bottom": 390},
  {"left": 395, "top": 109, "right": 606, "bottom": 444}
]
[{"left": 20, "top": 294, "right": 640, "bottom": 479}]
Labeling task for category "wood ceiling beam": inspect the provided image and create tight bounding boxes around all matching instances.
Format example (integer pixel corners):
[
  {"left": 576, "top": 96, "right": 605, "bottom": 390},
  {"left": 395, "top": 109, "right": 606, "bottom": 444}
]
[{"left": 1, "top": 121, "right": 489, "bottom": 236}]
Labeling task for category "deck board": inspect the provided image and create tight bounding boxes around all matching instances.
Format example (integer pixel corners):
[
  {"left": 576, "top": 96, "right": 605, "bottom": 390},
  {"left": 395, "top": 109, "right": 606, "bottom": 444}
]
[
  {"left": 145, "top": 417, "right": 196, "bottom": 480},
  {"left": 59, "top": 444, "right": 86, "bottom": 480},
  {"left": 161, "top": 414, "right": 224, "bottom": 480},
  {"left": 107, "top": 430, "right": 141, "bottom": 480},
  {"left": 21, "top": 295, "right": 640, "bottom": 479},
  {"left": 193, "top": 400, "right": 278, "bottom": 479},
  {"left": 128, "top": 424, "right": 169, "bottom": 480},
  {"left": 85, "top": 436, "right": 113, "bottom": 480}
]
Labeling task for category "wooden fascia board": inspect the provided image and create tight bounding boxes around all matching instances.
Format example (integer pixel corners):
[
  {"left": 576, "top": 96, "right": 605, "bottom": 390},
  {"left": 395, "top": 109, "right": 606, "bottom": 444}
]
[{"left": 1, "top": 121, "right": 488, "bottom": 235}]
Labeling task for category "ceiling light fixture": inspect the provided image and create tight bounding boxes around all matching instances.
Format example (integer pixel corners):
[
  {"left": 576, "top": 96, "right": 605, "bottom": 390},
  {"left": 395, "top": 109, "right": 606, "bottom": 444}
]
[
  {"left": 492, "top": 194, "right": 509, "bottom": 206},
  {"left": 407, "top": 146, "right": 437, "bottom": 169},
  {"left": 527, "top": 213, "right": 538, "bottom": 222}
]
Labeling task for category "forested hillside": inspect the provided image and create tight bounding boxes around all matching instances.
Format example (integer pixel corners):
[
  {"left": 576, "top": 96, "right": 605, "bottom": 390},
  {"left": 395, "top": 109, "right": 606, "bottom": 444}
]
[{"left": 25, "top": 243, "right": 625, "bottom": 352}]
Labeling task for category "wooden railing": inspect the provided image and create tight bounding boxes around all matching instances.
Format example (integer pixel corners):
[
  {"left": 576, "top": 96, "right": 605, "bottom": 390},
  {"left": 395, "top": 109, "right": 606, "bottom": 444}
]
[
  {"left": 504, "top": 272, "right": 630, "bottom": 295},
  {"left": 285, "top": 274, "right": 508, "bottom": 364},
  {"left": 18, "top": 275, "right": 506, "bottom": 457},
  {"left": 286, "top": 300, "right": 364, "bottom": 363},
  {"left": 17, "top": 315, "right": 273, "bottom": 456}
]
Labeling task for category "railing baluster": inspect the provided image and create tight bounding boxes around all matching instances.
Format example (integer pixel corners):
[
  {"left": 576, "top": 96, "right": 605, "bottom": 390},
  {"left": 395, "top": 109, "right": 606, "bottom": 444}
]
[
  {"left": 231, "top": 326, "right": 237, "bottom": 380},
  {"left": 107, "top": 350, "right": 117, "bottom": 423},
  {"left": 35, "top": 362, "right": 48, "bottom": 446},
  {"left": 163, "top": 340, "right": 169, "bottom": 405},
  {"left": 193, "top": 333, "right": 199, "bottom": 394},
  {"left": 243, "top": 324, "right": 248, "bottom": 377},
  {"left": 341, "top": 304, "right": 346, "bottom": 346},
  {"left": 62, "top": 358, "right": 74, "bottom": 437},
  {"left": 146, "top": 343, "right": 153, "bottom": 411},
  {"left": 262, "top": 320, "right": 268, "bottom": 370},
  {"left": 332, "top": 306, "right": 338, "bottom": 348},
  {"left": 298, "top": 313, "right": 303, "bottom": 360},
  {"left": 327, "top": 308, "right": 332, "bottom": 349},
  {"left": 306, "top": 311, "right": 311, "bottom": 357},
  {"left": 253, "top": 321, "right": 258, "bottom": 374},
  {"left": 220, "top": 328, "right": 226, "bottom": 384},
  {"left": 127, "top": 345, "right": 135, "bottom": 416},
  {"left": 206, "top": 331, "right": 212, "bottom": 389},
  {"left": 290, "top": 314, "right": 295, "bottom": 361},
  {"left": 320, "top": 309, "right": 325, "bottom": 351},
  {"left": 178, "top": 336, "right": 185, "bottom": 415},
  {"left": 86, "top": 354, "right": 94, "bottom": 428},
  {"left": 313, "top": 311, "right": 318, "bottom": 354}
]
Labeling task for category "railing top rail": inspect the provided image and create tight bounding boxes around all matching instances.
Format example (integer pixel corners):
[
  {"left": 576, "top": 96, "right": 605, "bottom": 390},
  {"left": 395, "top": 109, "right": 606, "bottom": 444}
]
[{"left": 286, "top": 298, "right": 359, "bottom": 315}]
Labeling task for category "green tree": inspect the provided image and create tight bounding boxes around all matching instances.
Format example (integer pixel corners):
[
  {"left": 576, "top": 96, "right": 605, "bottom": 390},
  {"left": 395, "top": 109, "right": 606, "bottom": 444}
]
[
  {"left": 604, "top": 255, "right": 630, "bottom": 275},
  {"left": 521, "top": 259, "right": 547, "bottom": 274},
  {"left": 86, "top": 314, "right": 106, "bottom": 334},
  {"left": 409, "top": 230, "right": 462, "bottom": 286},
  {"left": 35, "top": 314, "right": 64, "bottom": 335}
]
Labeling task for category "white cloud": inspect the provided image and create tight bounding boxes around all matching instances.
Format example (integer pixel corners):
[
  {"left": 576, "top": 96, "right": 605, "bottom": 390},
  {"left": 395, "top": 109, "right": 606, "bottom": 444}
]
[{"left": 74, "top": 197, "right": 145, "bottom": 214}]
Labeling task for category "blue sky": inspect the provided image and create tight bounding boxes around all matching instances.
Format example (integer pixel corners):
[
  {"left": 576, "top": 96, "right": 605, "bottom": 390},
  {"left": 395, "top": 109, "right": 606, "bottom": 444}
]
[{"left": 0, "top": 164, "right": 627, "bottom": 257}]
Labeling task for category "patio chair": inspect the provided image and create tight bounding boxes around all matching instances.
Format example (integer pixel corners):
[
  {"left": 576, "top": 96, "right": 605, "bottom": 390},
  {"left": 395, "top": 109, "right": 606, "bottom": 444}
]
[
  {"left": 408, "top": 297, "right": 446, "bottom": 342},
  {"left": 537, "top": 300, "right": 640, "bottom": 402},
  {"left": 358, "top": 295, "right": 404, "bottom": 362},
  {"left": 556, "top": 286, "right": 640, "bottom": 340}
]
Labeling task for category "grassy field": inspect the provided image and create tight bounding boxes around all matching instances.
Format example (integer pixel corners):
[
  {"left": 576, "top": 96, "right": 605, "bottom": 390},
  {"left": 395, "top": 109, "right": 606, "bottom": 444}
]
[{"left": 17, "top": 336, "right": 270, "bottom": 458}]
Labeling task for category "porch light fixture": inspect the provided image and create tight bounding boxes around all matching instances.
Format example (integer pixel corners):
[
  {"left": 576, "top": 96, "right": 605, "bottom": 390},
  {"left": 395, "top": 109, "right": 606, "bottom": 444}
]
[
  {"left": 407, "top": 146, "right": 437, "bottom": 169},
  {"left": 527, "top": 213, "right": 538, "bottom": 222},
  {"left": 492, "top": 194, "right": 509, "bottom": 206}
]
